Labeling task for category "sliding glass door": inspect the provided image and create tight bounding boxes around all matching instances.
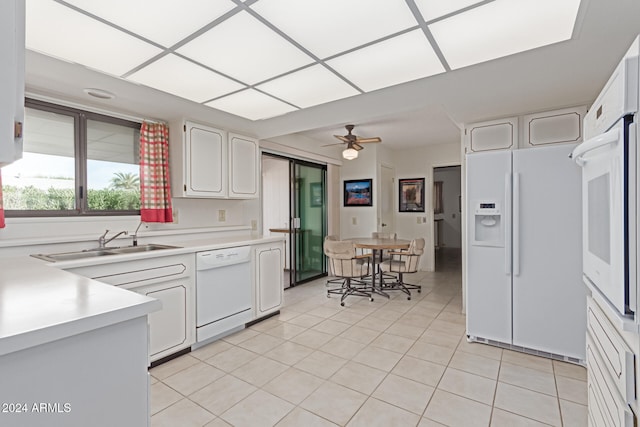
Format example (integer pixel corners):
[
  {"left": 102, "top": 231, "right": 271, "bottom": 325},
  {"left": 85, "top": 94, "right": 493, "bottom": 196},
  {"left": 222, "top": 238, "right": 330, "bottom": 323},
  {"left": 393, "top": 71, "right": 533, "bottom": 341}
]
[
  {"left": 292, "top": 161, "right": 327, "bottom": 283},
  {"left": 262, "top": 153, "right": 327, "bottom": 287}
]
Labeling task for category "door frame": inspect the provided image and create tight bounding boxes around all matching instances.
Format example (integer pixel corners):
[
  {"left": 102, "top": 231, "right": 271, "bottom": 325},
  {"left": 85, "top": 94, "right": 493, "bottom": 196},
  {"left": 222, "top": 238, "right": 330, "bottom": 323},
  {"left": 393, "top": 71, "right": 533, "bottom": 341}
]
[
  {"left": 261, "top": 151, "right": 328, "bottom": 287},
  {"left": 378, "top": 163, "right": 396, "bottom": 234},
  {"left": 430, "top": 162, "right": 462, "bottom": 271}
]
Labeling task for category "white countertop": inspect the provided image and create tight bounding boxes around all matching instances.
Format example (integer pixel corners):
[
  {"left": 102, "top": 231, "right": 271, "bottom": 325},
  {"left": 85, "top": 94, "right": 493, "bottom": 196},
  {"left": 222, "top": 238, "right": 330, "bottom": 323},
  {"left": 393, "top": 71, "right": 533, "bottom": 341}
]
[
  {"left": 43, "top": 234, "right": 284, "bottom": 269},
  {"left": 0, "top": 234, "right": 283, "bottom": 356},
  {"left": 0, "top": 256, "right": 161, "bottom": 356}
]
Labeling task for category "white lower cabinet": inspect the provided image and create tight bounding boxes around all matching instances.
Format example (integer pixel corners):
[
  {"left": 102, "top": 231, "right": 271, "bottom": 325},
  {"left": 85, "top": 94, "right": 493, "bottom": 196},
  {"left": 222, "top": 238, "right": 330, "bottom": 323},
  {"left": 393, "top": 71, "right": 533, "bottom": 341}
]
[
  {"left": 254, "top": 242, "right": 284, "bottom": 318},
  {"left": 134, "top": 281, "right": 188, "bottom": 359},
  {"left": 586, "top": 297, "right": 637, "bottom": 426},
  {"left": 0, "top": 316, "right": 150, "bottom": 427},
  {"left": 65, "top": 254, "right": 195, "bottom": 362}
]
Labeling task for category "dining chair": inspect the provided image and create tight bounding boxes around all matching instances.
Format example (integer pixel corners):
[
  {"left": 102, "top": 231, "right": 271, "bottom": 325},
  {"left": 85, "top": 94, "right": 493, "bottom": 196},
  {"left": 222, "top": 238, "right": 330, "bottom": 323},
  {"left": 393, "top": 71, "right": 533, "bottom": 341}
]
[
  {"left": 324, "top": 239, "right": 373, "bottom": 306},
  {"left": 325, "top": 235, "right": 345, "bottom": 288},
  {"left": 380, "top": 237, "right": 424, "bottom": 300}
]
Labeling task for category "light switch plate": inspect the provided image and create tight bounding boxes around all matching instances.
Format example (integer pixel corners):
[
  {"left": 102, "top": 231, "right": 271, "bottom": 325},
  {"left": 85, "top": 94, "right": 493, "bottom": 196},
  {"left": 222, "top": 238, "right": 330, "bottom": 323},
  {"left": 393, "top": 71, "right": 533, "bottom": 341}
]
[{"left": 218, "top": 210, "right": 226, "bottom": 222}]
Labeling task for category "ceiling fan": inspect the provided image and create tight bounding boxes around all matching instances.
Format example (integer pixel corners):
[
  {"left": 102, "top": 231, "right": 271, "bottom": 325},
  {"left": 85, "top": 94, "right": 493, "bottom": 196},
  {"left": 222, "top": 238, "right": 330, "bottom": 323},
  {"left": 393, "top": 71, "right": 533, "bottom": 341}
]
[{"left": 323, "top": 124, "right": 382, "bottom": 160}]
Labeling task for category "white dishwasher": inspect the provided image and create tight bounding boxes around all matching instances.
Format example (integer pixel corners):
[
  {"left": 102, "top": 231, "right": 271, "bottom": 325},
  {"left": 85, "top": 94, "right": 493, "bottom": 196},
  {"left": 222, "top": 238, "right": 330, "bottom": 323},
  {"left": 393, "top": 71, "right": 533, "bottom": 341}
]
[{"left": 196, "top": 246, "right": 252, "bottom": 343}]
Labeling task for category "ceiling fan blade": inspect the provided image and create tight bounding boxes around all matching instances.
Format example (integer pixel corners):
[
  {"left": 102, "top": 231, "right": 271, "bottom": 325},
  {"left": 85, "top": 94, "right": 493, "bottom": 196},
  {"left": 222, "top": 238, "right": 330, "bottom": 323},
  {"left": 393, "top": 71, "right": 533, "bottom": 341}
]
[
  {"left": 321, "top": 142, "right": 345, "bottom": 147},
  {"left": 355, "top": 137, "right": 382, "bottom": 143},
  {"left": 334, "top": 135, "right": 350, "bottom": 143},
  {"left": 353, "top": 143, "right": 364, "bottom": 151}
]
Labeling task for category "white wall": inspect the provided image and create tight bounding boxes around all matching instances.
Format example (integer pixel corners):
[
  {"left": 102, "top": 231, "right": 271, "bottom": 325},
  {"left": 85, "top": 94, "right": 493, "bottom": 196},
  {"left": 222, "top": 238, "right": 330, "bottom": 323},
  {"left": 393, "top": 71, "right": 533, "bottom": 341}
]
[
  {"left": 261, "top": 156, "right": 289, "bottom": 233},
  {"left": 434, "top": 166, "right": 462, "bottom": 248},
  {"left": 339, "top": 146, "right": 378, "bottom": 239},
  {"left": 260, "top": 156, "right": 290, "bottom": 268},
  {"left": 327, "top": 163, "right": 341, "bottom": 239},
  {"left": 0, "top": 196, "right": 252, "bottom": 257},
  {"left": 393, "top": 143, "right": 461, "bottom": 271}
]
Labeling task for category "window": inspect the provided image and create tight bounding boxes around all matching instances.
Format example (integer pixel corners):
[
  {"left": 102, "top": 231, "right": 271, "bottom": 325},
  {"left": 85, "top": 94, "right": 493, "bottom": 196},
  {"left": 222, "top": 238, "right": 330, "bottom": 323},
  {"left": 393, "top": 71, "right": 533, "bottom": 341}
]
[{"left": 2, "top": 99, "right": 141, "bottom": 216}]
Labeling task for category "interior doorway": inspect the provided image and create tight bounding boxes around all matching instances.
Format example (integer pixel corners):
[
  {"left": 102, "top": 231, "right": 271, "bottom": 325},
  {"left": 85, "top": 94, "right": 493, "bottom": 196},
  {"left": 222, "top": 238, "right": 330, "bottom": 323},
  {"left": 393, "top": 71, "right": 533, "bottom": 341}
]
[
  {"left": 261, "top": 153, "right": 328, "bottom": 288},
  {"left": 433, "top": 165, "right": 462, "bottom": 271},
  {"left": 379, "top": 164, "right": 395, "bottom": 234}
]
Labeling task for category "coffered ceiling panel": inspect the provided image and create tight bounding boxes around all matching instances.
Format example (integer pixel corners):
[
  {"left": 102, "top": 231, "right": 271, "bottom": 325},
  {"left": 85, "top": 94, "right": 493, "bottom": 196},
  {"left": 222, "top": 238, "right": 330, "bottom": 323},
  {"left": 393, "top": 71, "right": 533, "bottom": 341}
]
[
  {"left": 176, "top": 11, "right": 313, "bottom": 85},
  {"left": 25, "top": 0, "right": 586, "bottom": 121},
  {"left": 414, "top": 0, "right": 486, "bottom": 22},
  {"left": 127, "top": 54, "right": 244, "bottom": 103},
  {"left": 326, "top": 30, "right": 445, "bottom": 92},
  {"left": 205, "top": 89, "right": 297, "bottom": 121},
  {"left": 251, "top": 0, "right": 418, "bottom": 59},
  {"left": 26, "top": 0, "right": 162, "bottom": 76},
  {"left": 62, "top": 0, "right": 236, "bottom": 47},
  {"left": 256, "top": 65, "right": 360, "bottom": 109},
  {"left": 429, "top": 0, "right": 582, "bottom": 69}
]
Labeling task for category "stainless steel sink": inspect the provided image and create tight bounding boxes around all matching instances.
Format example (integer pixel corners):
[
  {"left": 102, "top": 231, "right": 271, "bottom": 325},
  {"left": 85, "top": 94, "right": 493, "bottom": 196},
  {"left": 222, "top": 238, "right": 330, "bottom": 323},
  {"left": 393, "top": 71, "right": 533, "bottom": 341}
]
[
  {"left": 108, "top": 244, "right": 179, "bottom": 254},
  {"left": 31, "top": 244, "right": 181, "bottom": 262}
]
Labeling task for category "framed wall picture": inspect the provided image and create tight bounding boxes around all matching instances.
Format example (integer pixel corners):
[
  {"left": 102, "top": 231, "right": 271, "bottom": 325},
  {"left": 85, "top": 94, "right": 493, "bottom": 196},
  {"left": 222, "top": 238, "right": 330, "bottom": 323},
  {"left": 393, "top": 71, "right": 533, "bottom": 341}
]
[
  {"left": 399, "top": 178, "right": 425, "bottom": 212},
  {"left": 310, "top": 182, "right": 322, "bottom": 207},
  {"left": 343, "top": 179, "right": 373, "bottom": 207}
]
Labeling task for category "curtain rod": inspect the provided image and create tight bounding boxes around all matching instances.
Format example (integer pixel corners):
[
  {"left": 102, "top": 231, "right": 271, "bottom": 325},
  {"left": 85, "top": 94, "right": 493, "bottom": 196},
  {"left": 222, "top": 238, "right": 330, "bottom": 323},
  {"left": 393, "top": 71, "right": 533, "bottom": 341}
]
[{"left": 25, "top": 91, "right": 166, "bottom": 125}]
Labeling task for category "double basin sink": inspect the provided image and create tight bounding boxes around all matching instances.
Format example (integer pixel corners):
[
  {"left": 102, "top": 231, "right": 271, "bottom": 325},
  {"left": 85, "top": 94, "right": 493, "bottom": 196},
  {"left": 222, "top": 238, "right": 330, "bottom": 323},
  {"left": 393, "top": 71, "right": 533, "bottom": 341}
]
[{"left": 32, "top": 244, "right": 180, "bottom": 262}]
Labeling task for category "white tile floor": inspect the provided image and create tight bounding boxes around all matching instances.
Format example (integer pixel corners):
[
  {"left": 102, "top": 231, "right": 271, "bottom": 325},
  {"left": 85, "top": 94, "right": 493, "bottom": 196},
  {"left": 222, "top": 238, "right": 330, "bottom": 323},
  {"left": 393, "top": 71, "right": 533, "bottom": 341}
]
[{"left": 150, "top": 250, "right": 587, "bottom": 426}]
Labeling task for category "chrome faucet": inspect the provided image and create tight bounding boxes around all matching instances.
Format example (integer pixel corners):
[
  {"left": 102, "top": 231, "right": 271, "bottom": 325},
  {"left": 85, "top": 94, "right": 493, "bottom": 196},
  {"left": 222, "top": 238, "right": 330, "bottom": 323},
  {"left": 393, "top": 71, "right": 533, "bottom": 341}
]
[
  {"left": 131, "top": 221, "right": 144, "bottom": 247},
  {"left": 98, "top": 229, "right": 128, "bottom": 248}
]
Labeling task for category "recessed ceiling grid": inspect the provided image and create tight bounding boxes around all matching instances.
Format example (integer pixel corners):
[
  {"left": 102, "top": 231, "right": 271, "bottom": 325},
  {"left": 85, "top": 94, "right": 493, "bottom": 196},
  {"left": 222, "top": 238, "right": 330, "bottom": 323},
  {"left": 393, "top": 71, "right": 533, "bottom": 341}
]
[{"left": 26, "top": 0, "right": 581, "bottom": 120}]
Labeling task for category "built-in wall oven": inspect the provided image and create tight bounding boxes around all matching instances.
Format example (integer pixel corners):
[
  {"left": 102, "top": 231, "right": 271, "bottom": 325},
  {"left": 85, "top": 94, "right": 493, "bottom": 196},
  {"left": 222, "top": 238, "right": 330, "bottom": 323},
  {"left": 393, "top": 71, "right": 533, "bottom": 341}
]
[{"left": 571, "top": 36, "right": 639, "bottom": 321}]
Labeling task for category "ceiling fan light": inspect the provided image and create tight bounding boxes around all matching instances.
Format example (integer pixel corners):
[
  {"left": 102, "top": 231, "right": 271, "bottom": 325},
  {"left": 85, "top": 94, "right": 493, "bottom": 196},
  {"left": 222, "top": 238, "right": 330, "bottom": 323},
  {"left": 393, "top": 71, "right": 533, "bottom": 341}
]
[{"left": 343, "top": 147, "right": 358, "bottom": 160}]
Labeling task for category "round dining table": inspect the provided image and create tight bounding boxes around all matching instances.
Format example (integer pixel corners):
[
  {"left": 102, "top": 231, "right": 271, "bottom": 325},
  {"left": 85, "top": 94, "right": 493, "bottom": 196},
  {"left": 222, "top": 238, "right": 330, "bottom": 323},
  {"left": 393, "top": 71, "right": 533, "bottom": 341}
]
[{"left": 346, "top": 237, "right": 411, "bottom": 297}]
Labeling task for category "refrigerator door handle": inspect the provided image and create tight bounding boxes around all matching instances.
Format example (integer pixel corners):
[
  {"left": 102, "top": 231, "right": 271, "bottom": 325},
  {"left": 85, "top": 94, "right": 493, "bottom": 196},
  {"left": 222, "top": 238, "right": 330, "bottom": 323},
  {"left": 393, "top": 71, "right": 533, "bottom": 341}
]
[
  {"left": 505, "top": 173, "right": 512, "bottom": 275},
  {"left": 513, "top": 173, "right": 520, "bottom": 276}
]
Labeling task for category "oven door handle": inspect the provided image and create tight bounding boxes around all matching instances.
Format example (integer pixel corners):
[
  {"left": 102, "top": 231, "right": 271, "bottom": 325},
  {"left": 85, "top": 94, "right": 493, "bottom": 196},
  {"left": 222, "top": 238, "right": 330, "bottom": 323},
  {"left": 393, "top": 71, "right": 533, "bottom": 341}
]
[{"left": 569, "top": 128, "right": 619, "bottom": 166}]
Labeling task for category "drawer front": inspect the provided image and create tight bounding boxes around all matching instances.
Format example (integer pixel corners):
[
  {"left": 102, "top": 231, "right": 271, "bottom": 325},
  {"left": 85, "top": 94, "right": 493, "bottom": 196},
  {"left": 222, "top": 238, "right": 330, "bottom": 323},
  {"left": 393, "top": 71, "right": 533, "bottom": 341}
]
[
  {"left": 66, "top": 254, "right": 193, "bottom": 287},
  {"left": 95, "top": 263, "right": 187, "bottom": 287},
  {"left": 587, "top": 298, "right": 635, "bottom": 403},
  {"left": 587, "top": 334, "right": 635, "bottom": 427}
]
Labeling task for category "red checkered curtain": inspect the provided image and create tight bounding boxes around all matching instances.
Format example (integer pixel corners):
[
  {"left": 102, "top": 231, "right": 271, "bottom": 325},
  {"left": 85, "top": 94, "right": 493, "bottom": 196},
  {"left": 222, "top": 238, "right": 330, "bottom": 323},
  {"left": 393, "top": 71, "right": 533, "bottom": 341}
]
[
  {"left": 0, "top": 171, "right": 5, "bottom": 228},
  {"left": 140, "top": 121, "right": 173, "bottom": 223}
]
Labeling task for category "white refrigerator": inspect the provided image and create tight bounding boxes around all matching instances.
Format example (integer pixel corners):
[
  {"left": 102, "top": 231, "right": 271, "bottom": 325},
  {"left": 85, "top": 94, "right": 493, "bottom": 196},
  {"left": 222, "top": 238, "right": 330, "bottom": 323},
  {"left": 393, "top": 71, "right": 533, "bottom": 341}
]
[{"left": 466, "top": 143, "right": 586, "bottom": 361}]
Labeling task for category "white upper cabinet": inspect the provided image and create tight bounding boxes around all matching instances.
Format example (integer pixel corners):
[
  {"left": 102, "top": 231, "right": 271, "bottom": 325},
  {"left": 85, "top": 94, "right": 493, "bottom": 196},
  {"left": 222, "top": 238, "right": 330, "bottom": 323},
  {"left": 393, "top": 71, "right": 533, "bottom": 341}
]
[
  {"left": 171, "top": 121, "right": 259, "bottom": 199},
  {"left": 228, "top": 133, "right": 259, "bottom": 199},
  {"left": 171, "top": 121, "right": 227, "bottom": 198},
  {"left": 0, "top": 0, "right": 24, "bottom": 166},
  {"left": 464, "top": 106, "right": 587, "bottom": 153},
  {"left": 185, "top": 121, "right": 227, "bottom": 197},
  {"left": 465, "top": 117, "right": 518, "bottom": 153},
  {"left": 521, "top": 106, "right": 586, "bottom": 148}
]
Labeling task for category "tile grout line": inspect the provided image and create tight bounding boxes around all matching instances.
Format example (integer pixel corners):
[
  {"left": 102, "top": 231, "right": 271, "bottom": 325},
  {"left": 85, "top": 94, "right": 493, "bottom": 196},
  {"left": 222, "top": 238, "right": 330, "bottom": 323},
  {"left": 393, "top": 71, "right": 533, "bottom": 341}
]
[{"left": 153, "top": 266, "right": 578, "bottom": 426}]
